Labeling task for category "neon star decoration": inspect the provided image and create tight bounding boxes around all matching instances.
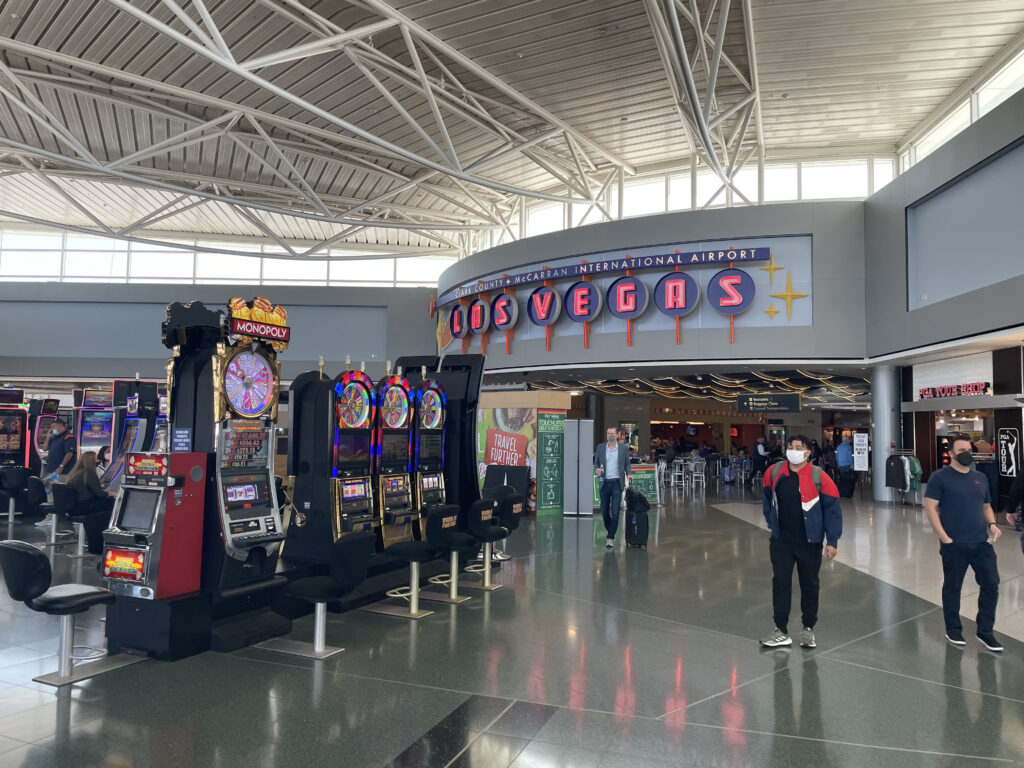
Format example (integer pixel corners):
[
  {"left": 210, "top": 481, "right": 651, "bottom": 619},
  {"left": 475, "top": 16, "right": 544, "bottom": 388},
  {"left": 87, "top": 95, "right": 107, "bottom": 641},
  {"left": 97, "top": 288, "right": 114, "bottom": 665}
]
[
  {"left": 770, "top": 271, "right": 809, "bottom": 320},
  {"left": 759, "top": 252, "right": 784, "bottom": 286},
  {"left": 764, "top": 304, "right": 780, "bottom": 319}
]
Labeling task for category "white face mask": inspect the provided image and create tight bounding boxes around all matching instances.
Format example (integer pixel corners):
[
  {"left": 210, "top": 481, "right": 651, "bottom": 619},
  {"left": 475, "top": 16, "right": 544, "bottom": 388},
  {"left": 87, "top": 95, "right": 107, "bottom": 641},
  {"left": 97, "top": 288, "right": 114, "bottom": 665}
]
[{"left": 786, "top": 449, "right": 808, "bottom": 465}]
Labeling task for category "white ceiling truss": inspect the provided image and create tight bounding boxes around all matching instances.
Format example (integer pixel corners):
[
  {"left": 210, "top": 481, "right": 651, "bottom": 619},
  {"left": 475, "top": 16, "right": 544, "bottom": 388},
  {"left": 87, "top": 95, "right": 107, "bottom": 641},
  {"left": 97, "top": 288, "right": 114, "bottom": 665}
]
[
  {"left": 0, "top": 0, "right": 635, "bottom": 258},
  {"left": 642, "top": 0, "right": 762, "bottom": 206},
  {"left": 0, "top": 1, "right": 1021, "bottom": 260}
]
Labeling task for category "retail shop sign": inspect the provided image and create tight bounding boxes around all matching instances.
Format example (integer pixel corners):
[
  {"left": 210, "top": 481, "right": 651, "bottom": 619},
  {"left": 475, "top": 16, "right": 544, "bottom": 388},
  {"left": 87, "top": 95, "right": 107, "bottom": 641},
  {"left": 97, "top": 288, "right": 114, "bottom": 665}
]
[
  {"left": 917, "top": 382, "right": 990, "bottom": 399},
  {"left": 998, "top": 428, "right": 1018, "bottom": 478},
  {"left": 736, "top": 394, "right": 801, "bottom": 413}
]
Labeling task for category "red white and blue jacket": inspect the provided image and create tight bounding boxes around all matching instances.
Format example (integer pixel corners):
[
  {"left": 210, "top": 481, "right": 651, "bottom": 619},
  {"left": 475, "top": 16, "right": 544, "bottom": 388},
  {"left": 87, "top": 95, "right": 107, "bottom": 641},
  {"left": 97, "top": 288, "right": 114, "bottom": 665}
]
[{"left": 762, "top": 462, "right": 843, "bottom": 547}]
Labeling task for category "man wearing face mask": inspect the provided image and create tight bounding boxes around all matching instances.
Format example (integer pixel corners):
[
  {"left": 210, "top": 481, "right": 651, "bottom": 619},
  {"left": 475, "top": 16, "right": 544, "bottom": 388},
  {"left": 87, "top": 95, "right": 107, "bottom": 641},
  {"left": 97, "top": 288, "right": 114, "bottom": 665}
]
[
  {"left": 45, "top": 418, "right": 76, "bottom": 483},
  {"left": 760, "top": 435, "right": 842, "bottom": 649},
  {"left": 924, "top": 434, "right": 1003, "bottom": 652},
  {"left": 595, "top": 426, "right": 632, "bottom": 549}
]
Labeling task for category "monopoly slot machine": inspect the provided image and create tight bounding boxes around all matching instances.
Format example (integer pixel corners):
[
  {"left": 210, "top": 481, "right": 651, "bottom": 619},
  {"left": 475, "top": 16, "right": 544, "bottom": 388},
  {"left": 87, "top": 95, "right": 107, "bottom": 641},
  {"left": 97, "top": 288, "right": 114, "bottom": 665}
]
[
  {"left": 414, "top": 373, "right": 448, "bottom": 511},
  {"left": 374, "top": 366, "right": 416, "bottom": 547},
  {"left": 28, "top": 398, "right": 60, "bottom": 476},
  {"left": 204, "top": 297, "right": 288, "bottom": 592},
  {"left": 76, "top": 387, "right": 115, "bottom": 459}
]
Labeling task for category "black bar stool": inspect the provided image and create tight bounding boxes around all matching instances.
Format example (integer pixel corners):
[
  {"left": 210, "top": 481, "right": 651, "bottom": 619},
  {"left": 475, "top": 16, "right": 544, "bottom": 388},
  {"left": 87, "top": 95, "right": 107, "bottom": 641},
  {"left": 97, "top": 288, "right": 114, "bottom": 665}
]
[
  {"left": 462, "top": 498, "right": 506, "bottom": 591},
  {"left": 255, "top": 531, "right": 376, "bottom": 659},
  {"left": 43, "top": 484, "right": 78, "bottom": 551},
  {"left": 1, "top": 468, "right": 29, "bottom": 526},
  {"left": 420, "top": 505, "right": 476, "bottom": 604},
  {"left": 0, "top": 540, "right": 143, "bottom": 686},
  {"left": 361, "top": 521, "right": 439, "bottom": 620}
]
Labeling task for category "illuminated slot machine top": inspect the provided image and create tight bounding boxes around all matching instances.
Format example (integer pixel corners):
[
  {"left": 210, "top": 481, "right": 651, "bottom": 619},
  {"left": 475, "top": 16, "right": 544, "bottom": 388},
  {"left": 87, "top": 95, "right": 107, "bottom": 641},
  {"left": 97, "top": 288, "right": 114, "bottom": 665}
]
[
  {"left": 333, "top": 368, "right": 377, "bottom": 534},
  {"left": 374, "top": 367, "right": 415, "bottom": 545},
  {"left": 0, "top": 388, "right": 29, "bottom": 468},
  {"left": 77, "top": 387, "right": 115, "bottom": 458},
  {"left": 414, "top": 377, "right": 447, "bottom": 510}
]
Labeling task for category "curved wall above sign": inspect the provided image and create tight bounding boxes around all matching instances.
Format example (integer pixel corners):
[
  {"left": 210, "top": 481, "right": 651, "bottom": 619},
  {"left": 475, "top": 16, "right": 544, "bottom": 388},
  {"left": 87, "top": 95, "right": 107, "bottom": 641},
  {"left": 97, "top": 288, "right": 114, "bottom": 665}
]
[{"left": 438, "top": 201, "right": 864, "bottom": 373}]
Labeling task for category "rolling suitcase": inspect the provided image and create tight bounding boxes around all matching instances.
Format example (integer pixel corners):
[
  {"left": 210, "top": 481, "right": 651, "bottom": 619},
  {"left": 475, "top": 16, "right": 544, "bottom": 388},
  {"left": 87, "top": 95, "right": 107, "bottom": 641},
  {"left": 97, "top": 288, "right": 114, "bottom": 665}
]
[{"left": 624, "top": 487, "right": 650, "bottom": 548}]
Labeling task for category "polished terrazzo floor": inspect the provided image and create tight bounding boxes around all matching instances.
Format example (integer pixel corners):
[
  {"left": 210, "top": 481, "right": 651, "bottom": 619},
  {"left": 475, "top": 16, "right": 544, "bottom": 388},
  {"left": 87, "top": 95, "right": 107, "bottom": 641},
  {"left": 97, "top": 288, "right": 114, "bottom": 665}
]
[{"left": 1, "top": 483, "right": 1023, "bottom": 767}]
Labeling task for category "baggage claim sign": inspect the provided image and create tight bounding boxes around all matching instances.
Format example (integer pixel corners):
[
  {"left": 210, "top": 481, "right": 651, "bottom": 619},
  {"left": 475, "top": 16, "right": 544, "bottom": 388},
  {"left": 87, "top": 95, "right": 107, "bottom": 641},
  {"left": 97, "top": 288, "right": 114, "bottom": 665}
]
[{"left": 437, "top": 239, "right": 812, "bottom": 353}]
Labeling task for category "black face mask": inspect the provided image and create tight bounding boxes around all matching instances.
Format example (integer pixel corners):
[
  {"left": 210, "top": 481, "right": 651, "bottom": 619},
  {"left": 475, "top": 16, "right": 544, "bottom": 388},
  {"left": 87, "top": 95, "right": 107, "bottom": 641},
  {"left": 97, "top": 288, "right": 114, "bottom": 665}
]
[{"left": 954, "top": 451, "right": 974, "bottom": 467}]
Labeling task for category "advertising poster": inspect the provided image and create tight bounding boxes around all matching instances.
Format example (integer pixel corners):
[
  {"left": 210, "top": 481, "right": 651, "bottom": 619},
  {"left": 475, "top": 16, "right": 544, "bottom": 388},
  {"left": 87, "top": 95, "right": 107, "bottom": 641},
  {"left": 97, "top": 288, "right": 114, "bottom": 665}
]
[
  {"left": 537, "top": 410, "right": 565, "bottom": 517},
  {"left": 853, "top": 433, "right": 869, "bottom": 472},
  {"left": 477, "top": 406, "right": 538, "bottom": 512}
]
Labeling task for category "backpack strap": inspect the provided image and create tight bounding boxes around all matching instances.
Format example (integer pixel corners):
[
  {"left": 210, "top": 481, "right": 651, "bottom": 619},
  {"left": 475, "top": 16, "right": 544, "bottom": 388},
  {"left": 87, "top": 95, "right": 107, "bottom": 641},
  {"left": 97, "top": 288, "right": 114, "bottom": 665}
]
[
  {"left": 769, "top": 460, "right": 786, "bottom": 487},
  {"left": 811, "top": 464, "right": 822, "bottom": 492}
]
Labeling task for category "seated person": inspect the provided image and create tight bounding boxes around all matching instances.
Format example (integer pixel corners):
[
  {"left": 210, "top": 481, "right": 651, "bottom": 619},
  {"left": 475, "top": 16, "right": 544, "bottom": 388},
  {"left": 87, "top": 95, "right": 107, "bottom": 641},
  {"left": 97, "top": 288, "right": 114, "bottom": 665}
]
[{"left": 65, "top": 451, "right": 116, "bottom": 555}]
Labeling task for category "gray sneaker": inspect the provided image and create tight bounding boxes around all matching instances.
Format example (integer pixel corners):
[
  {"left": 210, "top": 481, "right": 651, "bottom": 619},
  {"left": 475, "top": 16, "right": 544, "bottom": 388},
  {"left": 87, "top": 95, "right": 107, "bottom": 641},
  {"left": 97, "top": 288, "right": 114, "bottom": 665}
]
[
  {"left": 800, "top": 628, "right": 816, "bottom": 648},
  {"left": 759, "top": 627, "right": 792, "bottom": 647}
]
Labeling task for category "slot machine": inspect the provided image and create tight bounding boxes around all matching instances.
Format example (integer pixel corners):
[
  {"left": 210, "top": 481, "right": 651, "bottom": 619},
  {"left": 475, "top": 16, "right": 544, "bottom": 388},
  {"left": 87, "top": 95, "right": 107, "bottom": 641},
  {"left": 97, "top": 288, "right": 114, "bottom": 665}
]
[
  {"left": 332, "top": 366, "right": 377, "bottom": 536},
  {"left": 374, "top": 366, "right": 416, "bottom": 547},
  {"left": 102, "top": 452, "right": 206, "bottom": 600},
  {"left": 101, "top": 380, "right": 160, "bottom": 492},
  {"left": 282, "top": 361, "right": 379, "bottom": 563},
  {"left": 414, "top": 375, "right": 448, "bottom": 511},
  {"left": 28, "top": 398, "right": 60, "bottom": 476},
  {"left": 101, "top": 451, "right": 209, "bottom": 659},
  {"left": 149, "top": 393, "right": 170, "bottom": 453},
  {"left": 0, "top": 389, "right": 28, "bottom": 471},
  {"left": 203, "top": 297, "right": 289, "bottom": 593},
  {"left": 76, "top": 387, "right": 115, "bottom": 459}
]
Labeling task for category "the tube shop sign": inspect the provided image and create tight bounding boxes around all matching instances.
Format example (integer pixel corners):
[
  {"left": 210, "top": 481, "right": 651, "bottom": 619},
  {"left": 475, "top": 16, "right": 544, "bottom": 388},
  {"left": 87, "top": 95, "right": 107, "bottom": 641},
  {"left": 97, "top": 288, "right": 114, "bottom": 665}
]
[{"left": 446, "top": 246, "right": 769, "bottom": 343}]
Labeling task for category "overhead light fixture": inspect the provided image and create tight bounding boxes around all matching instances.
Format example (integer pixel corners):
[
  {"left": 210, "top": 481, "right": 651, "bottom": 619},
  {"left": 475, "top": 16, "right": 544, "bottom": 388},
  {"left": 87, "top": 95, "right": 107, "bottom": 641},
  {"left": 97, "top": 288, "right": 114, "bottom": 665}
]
[{"left": 569, "top": 390, "right": 582, "bottom": 396}]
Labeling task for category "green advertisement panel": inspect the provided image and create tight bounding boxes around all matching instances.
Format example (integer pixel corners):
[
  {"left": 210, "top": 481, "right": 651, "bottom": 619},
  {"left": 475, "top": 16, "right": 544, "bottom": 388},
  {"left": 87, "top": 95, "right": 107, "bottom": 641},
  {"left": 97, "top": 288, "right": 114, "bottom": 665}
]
[
  {"left": 629, "top": 464, "right": 660, "bottom": 506},
  {"left": 537, "top": 409, "right": 565, "bottom": 517}
]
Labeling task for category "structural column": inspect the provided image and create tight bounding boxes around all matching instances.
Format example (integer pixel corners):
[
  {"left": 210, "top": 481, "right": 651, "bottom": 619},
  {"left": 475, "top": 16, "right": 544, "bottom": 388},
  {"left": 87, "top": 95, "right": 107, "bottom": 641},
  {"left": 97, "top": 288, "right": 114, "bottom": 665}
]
[{"left": 871, "top": 365, "right": 901, "bottom": 501}]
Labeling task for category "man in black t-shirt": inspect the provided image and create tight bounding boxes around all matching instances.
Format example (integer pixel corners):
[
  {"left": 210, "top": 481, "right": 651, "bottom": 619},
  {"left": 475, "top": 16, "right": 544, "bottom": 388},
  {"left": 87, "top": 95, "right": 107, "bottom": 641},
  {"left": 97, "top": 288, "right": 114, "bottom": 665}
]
[{"left": 924, "top": 434, "right": 1003, "bottom": 652}]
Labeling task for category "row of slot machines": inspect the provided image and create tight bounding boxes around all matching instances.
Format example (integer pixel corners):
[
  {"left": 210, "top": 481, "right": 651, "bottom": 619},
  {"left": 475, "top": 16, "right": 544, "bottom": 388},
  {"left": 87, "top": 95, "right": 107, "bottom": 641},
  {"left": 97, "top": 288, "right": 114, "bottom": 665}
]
[
  {"left": 0, "top": 387, "right": 167, "bottom": 491},
  {"left": 284, "top": 364, "right": 448, "bottom": 563}
]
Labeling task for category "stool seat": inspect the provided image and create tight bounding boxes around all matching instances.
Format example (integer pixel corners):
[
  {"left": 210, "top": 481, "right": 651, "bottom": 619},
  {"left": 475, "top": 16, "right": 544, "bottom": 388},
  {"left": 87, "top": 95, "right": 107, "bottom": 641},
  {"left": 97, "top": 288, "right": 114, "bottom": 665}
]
[
  {"left": 28, "top": 583, "right": 116, "bottom": 615},
  {"left": 286, "top": 576, "right": 349, "bottom": 603},
  {"left": 387, "top": 540, "right": 436, "bottom": 563},
  {"left": 474, "top": 525, "right": 508, "bottom": 544},
  {"left": 441, "top": 531, "right": 477, "bottom": 551},
  {"left": 39, "top": 503, "right": 55, "bottom": 514}
]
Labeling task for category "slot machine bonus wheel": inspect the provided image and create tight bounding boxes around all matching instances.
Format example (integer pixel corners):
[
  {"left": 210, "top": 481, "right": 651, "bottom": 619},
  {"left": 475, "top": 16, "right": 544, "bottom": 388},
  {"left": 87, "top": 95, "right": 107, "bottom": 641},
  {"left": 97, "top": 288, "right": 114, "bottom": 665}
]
[
  {"left": 336, "top": 381, "right": 372, "bottom": 429},
  {"left": 419, "top": 388, "right": 443, "bottom": 430},
  {"left": 223, "top": 349, "right": 276, "bottom": 418},
  {"left": 380, "top": 384, "right": 410, "bottom": 429}
]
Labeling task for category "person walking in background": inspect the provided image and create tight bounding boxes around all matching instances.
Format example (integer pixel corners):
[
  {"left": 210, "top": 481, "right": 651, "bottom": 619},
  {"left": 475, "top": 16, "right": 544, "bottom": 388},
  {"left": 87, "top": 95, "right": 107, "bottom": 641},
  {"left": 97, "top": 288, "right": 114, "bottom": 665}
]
[
  {"left": 924, "top": 434, "right": 1003, "bottom": 652},
  {"left": 595, "top": 426, "right": 632, "bottom": 550},
  {"left": 760, "top": 435, "right": 843, "bottom": 649}
]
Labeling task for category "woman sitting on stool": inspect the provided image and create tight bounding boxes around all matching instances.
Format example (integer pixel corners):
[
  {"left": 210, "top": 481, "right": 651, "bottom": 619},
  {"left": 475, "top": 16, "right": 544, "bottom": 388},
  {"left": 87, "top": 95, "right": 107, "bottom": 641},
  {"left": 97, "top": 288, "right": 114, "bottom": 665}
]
[{"left": 65, "top": 451, "right": 116, "bottom": 555}]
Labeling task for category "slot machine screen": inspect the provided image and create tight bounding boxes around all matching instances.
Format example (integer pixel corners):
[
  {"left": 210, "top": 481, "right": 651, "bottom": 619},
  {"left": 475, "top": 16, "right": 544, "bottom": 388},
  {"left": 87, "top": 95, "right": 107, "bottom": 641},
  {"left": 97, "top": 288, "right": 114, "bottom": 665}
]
[
  {"left": 0, "top": 390, "right": 24, "bottom": 405},
  {"left": 117, "top": 488, "right": 160, "bottom": 532},
  {"left": 0, "top": 412, "right": 25, "bottom": 465},
  {"left": 380, "top": 432, "right": 409, "bottom": 466},
  {"left": 342, "top": 479, "right": 367, "bottom": 500},
  {"left": 41, "top": 399, "right": 60, "bottom": 415},
  {"left": 80, "top": 411, "right": 114, "bottom": 452},
  {"left": 336, "top": 433, "right": 371, "bottom": 470},
  {"left": 419, "top": 432, "right": 442, "bottom": 462},
  {"left": 222, "top": 475, "right": 270, "bottom": 511}
]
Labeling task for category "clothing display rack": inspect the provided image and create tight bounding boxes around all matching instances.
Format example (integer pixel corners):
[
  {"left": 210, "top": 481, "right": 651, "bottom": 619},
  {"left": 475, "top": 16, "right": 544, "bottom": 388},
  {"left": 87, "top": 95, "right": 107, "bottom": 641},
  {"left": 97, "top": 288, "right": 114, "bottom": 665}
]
[{"left": 885, "top": 449, "right": 922, "bottom": 506}]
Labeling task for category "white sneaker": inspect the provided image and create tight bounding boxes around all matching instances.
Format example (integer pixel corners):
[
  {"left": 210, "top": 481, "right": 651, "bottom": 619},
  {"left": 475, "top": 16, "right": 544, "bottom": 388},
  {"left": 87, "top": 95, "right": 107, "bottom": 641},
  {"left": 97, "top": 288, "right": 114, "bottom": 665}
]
[
  {"left": 605, "top": 539, "right": 614, "bottom": 550},
  {"left": 759, "top": 627, "right": 792, "bottom": 647}
]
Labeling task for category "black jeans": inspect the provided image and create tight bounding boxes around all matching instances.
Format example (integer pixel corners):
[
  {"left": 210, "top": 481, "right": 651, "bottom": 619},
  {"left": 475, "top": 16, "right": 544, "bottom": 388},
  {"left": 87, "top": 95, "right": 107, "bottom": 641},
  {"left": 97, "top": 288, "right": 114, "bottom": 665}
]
[
  {"left": 939, "top": 542, "right": 999, "bottom": 633},
  {"left": 599, "top": 478, "right": 622, "bottom": 539},
  {"left": 769, "top": 538, "right": 823, "bottom": 634}
]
